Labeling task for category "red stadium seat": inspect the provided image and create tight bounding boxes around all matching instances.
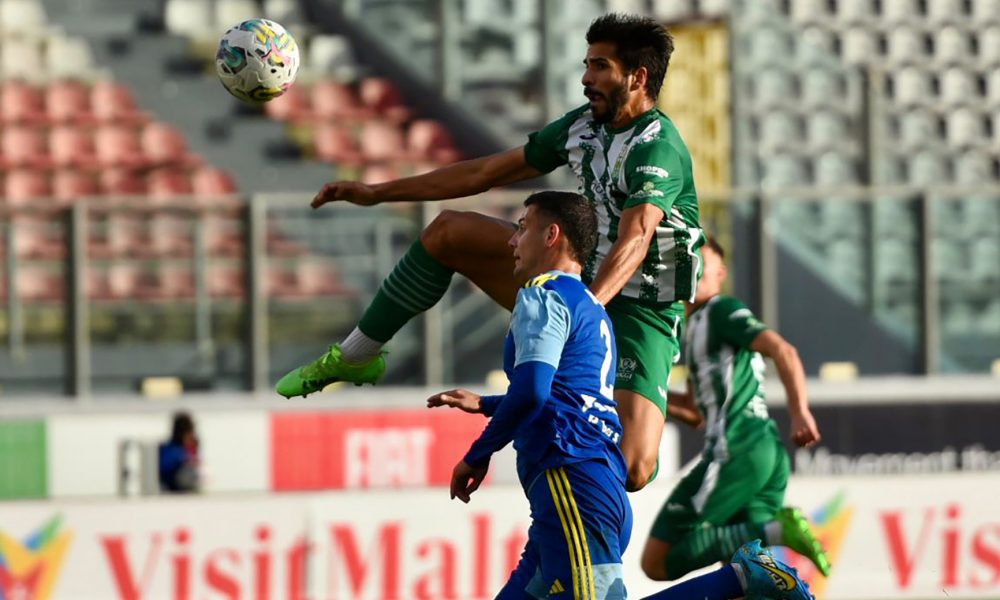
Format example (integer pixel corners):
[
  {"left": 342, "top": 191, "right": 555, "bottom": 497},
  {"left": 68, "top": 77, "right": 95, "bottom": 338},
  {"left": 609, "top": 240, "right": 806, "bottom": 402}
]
[
  {"left": 15, "top": 266, "right": 64, "bottom": 302},
  {"left": 360, "top": 163, "right": 401, "bottom": 185},
  {"left": 100, "top": 168, "right": 146, "bottom": 196},
  {"left": 1, "top": 126, "right": 49, "bottom": 168},
  {"left": 142, "top": 122, "right": 196, "bottom": 167},
  {"left": 359, "top": 77, "right": 411, "bottom": 122},
  {"left": 207, "top": 262, "right": 245, "bottom": 298},
  {"left": 313, "top": 123, "right": 364, "bottom": 165},
  {"left": 407, "top": 119, "right": 461, "bottom": 163},
  {"left": 95, "top": 125, "right": 146, "bottom": 168},
  {"left": 265, "top": 84, "right": 311, "bottom": 121},
  {"left": 191, "top": 166, "right": 238, "bottom": 195},
  {"left": 147, "top": 168, "right": 193, "bottom": 200},
  {"left": 358, "top": 120, "right": 408, "bottom": 162},
  {"left": 108, "top": 262, "right": 152, "bottom": 299},
  {"left": 102, "top": 215, "right": 149, "bottom": 258},
  {"left": 46, "top": 81, "right": 94, "bottom": 124},
  {"left": 0, "top": 82, "right": 45, "bottom": 124},
  {"left": 311, "top": 80, "right": 371, "bottom": 121},
  {"left": 52, "top": 169, "right": 99, "bottom": 202},
  {"left": 156, "top": 264, "right": 195, "bottom": 299},
  {"left": 295, "top": 259, "right": 349, "bottom": 297},
  {"left": 4, "top": 169, "right": 51, "bottom": 204},
  {"left": 91, "top": 81, "right": 146, "bottom": 124},
  {"left": 8, "top": 217, "right": 62, "bottom": 259},
  {"left": 149, "top": 213, "right": 193, "bottom": 257},
  {"left": 49, "top": 125, "right": 97, "bottom": 168}
]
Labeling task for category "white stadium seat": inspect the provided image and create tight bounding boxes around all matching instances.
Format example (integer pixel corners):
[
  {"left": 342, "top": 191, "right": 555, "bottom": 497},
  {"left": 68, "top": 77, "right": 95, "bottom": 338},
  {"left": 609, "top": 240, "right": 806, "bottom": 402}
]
[
  {"left": 0, "top": 0, "right": 47, "bottom": 34},
  {"left": 953, "top": 151, "right": 994, "bottom": 184},
  {"left": 801, "top": 68, "right": 843, "bottom": 110},
  {"left": 796, "top": 26, "right": 837, "bottom": 65},
  {"left": 939, "top": 67, "right": 978, "bottom": 108},
  {"left": 908, "top": 150, "right": 951, "bottom": 185},
  {"left": 45, "top": 35, "right": 96, "bottom": 80},
  {"left": 892, "top": 67, "right": 933, "bottom": 108},
  {"left": 758, "top": 112, "right": 802, "bottom": 153},
  {"left": 165, "top": 0, "right": 215, "bottom": 38},
  {"left": 751, "top": 68, "right": 797, "bottom": 109},
  {"left": 215, "top": 0, "right": 259, "bottom": 29},
  {"left": 808, "top": 111, "right": 850, "bottom": 153},
  {"left": 886, "top": 26, "right": 928, "bottom": 66},
  {"left": 977, "top": 26, "right": 1000, "bottom": 67},
  {"left": 898, "top": 109, "right": 940, "bottom": 151},
  {"left": 934, "top": 27, "right": 972, "bottom": 66},
  {"left": 814, "top": 152, "right": 858, "bottom": 185},
  {"left": 972, "top": 0, "right": 1000, "bottom": 22},
  {"left": 927, "top": 0, "right": 968, "bottom": 25},
  {"left": 945, "top": 108, "right": 986, "bottom": 148},
  {"left": 840, "top": 28, "right": 877, "bottom": 66},
  {"left": 883, "top": 0, "right": 923, "bottom": 24}
]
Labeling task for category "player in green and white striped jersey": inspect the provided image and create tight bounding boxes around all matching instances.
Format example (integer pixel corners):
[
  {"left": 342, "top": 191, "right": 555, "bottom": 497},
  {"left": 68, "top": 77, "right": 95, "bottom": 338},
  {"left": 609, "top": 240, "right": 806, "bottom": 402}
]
[
  {"left": 640, "top": 237, "right": 831, "bottom": 583},
  {"left": 277, "top": 13, "right": 701, "bottom": 493}
]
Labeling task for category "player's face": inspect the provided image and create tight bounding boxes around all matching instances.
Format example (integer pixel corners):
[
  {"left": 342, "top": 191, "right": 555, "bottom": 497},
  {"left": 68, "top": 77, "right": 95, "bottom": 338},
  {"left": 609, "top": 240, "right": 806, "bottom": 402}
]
[
  {"left": 582, "top": 42, "right": 630, "bottom": 124},
  {"left": 509, "top": 206, "right": 548, "bottom": 283},
  {"left": 694, "top": 246, "right": 727, "bottom": 303}
]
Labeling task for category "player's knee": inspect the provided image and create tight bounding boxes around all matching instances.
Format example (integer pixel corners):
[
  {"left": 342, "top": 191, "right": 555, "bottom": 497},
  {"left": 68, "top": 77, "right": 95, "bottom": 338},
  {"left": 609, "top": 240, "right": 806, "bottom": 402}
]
[
  {"left": 420, "top": 209, "right": 465, "bottom": 260},
  {"left": 640, "top": 548, "right": 671, "bottom": 581}
]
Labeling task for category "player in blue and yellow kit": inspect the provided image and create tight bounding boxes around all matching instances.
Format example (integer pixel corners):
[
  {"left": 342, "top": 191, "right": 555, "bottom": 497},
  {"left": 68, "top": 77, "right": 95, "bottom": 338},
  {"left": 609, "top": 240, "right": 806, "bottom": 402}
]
[{"left": 429, "top": 191, "right": 814, "bottom": 600}]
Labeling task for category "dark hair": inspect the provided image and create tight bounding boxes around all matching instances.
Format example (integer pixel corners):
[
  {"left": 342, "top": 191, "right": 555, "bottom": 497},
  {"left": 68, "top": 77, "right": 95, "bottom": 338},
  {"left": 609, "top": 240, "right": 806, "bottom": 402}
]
[
  {"left": 703, "top": 235, "right": 725, "bottom": 260},
  {"left": 586, "top": 13, "right": 674, "bottom": 100},
  {"left": 524, "top": 191, "right": 598, "bottom": 264},
  {"left": 170, "top": 412, "right": 195, "bottom": 445}
]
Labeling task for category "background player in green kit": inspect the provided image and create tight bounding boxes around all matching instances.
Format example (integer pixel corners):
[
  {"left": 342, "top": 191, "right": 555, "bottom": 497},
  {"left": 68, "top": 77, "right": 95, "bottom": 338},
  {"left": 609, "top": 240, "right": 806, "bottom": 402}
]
[
  {"left": 640, "top": 237, "right": 832, "bottom": 583},
  {"left": 277, "top": 13, "right": 702, "bottom": 492}
]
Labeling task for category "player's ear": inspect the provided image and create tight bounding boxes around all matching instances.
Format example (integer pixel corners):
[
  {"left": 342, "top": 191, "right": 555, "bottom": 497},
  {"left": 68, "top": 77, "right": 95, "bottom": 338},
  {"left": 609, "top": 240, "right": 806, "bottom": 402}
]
[
  {"left": 545, "top": 222, "right": 561, "bottom": 248},
  {"left": 630, "top": 66, "right": 648, "bottom": 93}
]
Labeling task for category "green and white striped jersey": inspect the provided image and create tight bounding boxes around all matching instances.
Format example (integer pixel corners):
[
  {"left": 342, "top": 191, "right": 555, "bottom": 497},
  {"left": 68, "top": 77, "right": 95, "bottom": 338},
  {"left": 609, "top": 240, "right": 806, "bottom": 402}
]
[
  {"left": 524, "top": 105, "right": 704, "bottom": 304},
  {"left": 684, "top": 295, "right": 778, "bottom": 460}
]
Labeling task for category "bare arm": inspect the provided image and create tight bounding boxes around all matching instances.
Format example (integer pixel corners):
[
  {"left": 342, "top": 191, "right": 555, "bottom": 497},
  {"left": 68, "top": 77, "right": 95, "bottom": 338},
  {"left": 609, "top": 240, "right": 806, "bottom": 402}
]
[
  {"left": 749, "top": 330, "right": 820, "bottom": 447},
  {"left": 666, "top": 387, "right": 704, "bottom": 429},
  {"left": 312, "top": 147, "right": 542, "bottom": 208},
  {"left": 588, "top": 203, "right": 664, "bottom": 305}
]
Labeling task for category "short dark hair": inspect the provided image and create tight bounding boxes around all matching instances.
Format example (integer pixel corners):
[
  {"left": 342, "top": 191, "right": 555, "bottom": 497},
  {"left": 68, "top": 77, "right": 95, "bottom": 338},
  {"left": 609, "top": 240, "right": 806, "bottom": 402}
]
[
  {"left": 170, "top": 412, "right": 195, "bottom": 445},
  {"left": 586, "top": 13, "right": 674, "bottom": 100},
  {"left": 703, "top": 235, "right": 725, "bottom": 260},
  {"left": 524, "top": 191, "right": 598, "bottom": 264}
]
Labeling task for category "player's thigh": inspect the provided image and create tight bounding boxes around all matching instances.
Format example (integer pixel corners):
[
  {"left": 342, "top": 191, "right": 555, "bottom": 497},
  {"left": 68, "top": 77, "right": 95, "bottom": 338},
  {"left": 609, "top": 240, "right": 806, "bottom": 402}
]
[
  {"left": 699, "top": 441, "right": 782, "bottom": 526},
  {"left": 648, "top": 458, "right": 712, "bottom": 544},
  {"left": 530, "top": 464, "right": 630, "bottom": 599},
  {"left": 743, "top": 438, "right": 790, "bottom": 523},
  {"left": 616, "top": 389, "right": 665, "bottom": 470},
  {"left": 605, "top": 297, "right": 683, "bottom": 417},
  {"left": 420, "top": 210, "right": 518, "bottom": 310}
]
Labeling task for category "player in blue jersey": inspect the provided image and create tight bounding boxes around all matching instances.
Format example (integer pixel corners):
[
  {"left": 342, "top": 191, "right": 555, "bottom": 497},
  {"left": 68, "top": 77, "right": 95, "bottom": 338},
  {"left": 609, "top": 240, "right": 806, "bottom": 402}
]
[{"left": 429, "top": 191, "right": 813, "bottom": 600}]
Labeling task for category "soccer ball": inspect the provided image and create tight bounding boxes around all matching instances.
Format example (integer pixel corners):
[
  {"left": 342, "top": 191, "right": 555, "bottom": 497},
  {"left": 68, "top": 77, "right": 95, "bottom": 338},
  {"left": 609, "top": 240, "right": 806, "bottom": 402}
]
[{"left": 216, "top": 19, "right": 299, "bottom": 104}]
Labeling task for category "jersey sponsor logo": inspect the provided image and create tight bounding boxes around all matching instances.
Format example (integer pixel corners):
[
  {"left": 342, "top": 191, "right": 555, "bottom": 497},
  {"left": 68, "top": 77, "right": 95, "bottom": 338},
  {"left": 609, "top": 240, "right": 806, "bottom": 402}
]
[
  {"left": 729, "top": 308, "right": 753, "bottom": 319},
  {"left": 617, "top": 357, "right": 637, "bottom": 381},
  {"left": 634, "top": 165, "right": 669, "bottom": 178},
  {"left": 632, "top": 181, "right": 665, "bottom": 199}
]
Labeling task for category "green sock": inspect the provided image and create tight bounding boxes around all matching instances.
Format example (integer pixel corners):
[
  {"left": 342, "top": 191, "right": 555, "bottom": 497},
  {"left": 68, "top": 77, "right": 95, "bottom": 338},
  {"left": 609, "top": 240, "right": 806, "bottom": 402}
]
[
  {"left": 357, "top": 240, "right": 454, "bottom": 343},
  {"left": 666, "top": 521, "right": 768, "bottom": 578}
]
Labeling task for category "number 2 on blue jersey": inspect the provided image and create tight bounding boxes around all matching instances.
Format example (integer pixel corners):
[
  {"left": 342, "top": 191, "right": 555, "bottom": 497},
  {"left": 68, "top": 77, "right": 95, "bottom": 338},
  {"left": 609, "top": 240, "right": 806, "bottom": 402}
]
[{"left": 599, "top": 319, "right": 614, "bottom": 399}]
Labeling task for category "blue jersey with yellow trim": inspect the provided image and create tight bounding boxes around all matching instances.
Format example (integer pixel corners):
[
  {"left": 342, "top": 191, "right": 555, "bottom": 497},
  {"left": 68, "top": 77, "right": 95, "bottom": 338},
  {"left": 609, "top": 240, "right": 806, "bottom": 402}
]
[{"left": 505, "top": 271, "right": 627, "bottom": 489}]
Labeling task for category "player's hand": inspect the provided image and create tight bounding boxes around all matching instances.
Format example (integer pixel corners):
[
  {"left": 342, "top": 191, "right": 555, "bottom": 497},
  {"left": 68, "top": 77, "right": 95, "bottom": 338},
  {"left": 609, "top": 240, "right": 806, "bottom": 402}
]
[
  {"left": 450, "top": 460, "right": 488, "bottom": 503},
  {"left": 311, "top": 180, "right": 379, "bottom": 209},
  {"left": 789, "top": 409, "right": 821, "bottom": 447},
  {"left": 427, "top": 389, "right": 483, "bottom": 414}
]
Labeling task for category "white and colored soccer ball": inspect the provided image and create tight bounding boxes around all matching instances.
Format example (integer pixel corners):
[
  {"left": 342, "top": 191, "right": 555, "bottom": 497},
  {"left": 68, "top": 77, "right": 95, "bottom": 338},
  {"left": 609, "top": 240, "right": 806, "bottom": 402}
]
[{"left": 216, "top": 19, "right": 299, "bottom": 104}]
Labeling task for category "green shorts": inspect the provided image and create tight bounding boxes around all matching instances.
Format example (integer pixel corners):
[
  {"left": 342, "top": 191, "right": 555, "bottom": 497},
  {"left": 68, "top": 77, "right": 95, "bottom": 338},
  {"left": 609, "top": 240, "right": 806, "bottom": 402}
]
[
  {"left": 649, "top": 434, "right": 789, "bottom": 543},
  {"left": 605, "top": 295, "right": 684, "bottom": 414}
]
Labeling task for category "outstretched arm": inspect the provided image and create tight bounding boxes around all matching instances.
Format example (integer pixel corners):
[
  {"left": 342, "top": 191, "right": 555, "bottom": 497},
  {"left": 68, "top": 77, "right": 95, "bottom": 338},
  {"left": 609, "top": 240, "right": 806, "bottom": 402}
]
[
  {"left": 589, "top": 203, "right": 664, "bottom": 304},
  {"left": 666, "top": 387, "right": 704, "bottom": 429},
  {"left": 750, "top": 330, "right": 820, "bottom": 447},
  {"left": 312, "top": 147, "right": 541, "bottom": 208}
]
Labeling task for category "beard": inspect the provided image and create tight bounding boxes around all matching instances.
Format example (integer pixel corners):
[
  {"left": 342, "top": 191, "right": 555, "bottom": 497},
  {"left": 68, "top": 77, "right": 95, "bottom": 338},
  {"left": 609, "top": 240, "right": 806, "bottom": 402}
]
[{"left": 586, "top": 82, "right": 628, "bottom": 124}]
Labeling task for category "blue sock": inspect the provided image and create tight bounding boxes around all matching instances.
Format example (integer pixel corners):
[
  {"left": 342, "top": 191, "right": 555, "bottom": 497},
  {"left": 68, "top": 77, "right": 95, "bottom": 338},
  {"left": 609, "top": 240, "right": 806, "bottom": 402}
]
[{"left": 640, "top": 564, "right": 745, "bottom": 600}]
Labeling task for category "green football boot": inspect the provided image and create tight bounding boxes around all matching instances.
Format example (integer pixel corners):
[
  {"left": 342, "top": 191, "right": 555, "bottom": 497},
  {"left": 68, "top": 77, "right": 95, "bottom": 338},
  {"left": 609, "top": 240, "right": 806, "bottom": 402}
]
[
  {"left": 276, "top": 345, "right": 386, "bottom": 398},
  {"left": 776, "top": 507, "right": 832, "bottom": 577}
]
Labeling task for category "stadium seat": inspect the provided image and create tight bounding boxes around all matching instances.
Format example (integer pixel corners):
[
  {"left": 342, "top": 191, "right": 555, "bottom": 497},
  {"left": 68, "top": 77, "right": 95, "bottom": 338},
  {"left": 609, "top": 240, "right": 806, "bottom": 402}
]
[
  {"left": 142, "top": 122, "right": 196, "bottom": 167},
  {"left": 100, "top": 168, "right": 146, "bottom": 196},
  {"left": 45, "top": 35, "right": 96, "bottom": 80},
  {"left": 101, "top": 215, "right": 149, "bottom": 258},
  {"left": 312, "top": 123, "right": 364, "bottom": 165},
  {"left": 91, "top": 81, "right": 145, "bottom": 124},
  {"left": 962, "top": 196, "right": 1000, "bottom": 234},
  {"left": 95, "top": 125, "right": 146, "bottom": 168},
  {"left": 790, "top": 0, "right": 828, "bottom": 23},
  {"left": 932, "top": 240, "right": 967, "bottom": 284},
  {"left": 808, "top": 112, "right": 850, "bottom": 153},
  {"left": 892, "top": 67, "right": 933, "bottom": 108},
  {"left": 876, "top": 238, "right": 918, "bottom": 285},
  {"left": 49, "top": 126, "right": 97, "bottom": 169},
  {"left": 360, "top": 164, "right": 402, "bottom": 185},
  {"left": 308, "top": 35, "right": 359, "bottom": 81},
  {"left": 14, "top": 266, "right": 64, "bottom": 302},
  {"left": 942, "top": 300, "right": 976, "bottom": 335},
  {"left": 972, "top": 0, "right": 1000, "bottom": 23},
  {"left": 836, "top": 0, "right": 874, "bottom": 23},
  {"left": 751, "top": 68, "right": 796, "bottom": 109},
  {"left": 980, "top": 300, "right": 1000, "bottom": 333},
  {"left": 939, "top": 67, "right": 978, "bottom": 108},
  {"left": 407, "top": 119, "right": 461, "bottom": 163},
  {"left": 874, "top": 199, "right": 919, "bottom": 239},
  {"left": 156, "top": 264, "right": 195, "bottom": 299},
  {"left": 1, "top": 82, "right": 45, "bottom": 124},
  {"left": 3, "top": 168, "right": 51, "bottom": 204},
  {"left": 749, "top": 28, "right": 793, "bottom": 68},
  {"left": 1, "top": 126, "right": 49, "bottom": 168},
  {"left": 979, "top": 27, "right": 1000, "bottom": 68},
  {"left": 108, "top": 263, "right": 151, "bottom": 300},
  {"left": 815, "top": 152, "right": 858, "bottom": 184},
  {"left": 954, "top": 151, "right": 994, "bottom": 183},
  {"left": 970, "top": 238, "right": 1000, "bottom": 281},
  {"left": 311, "top": 81, "right": 370, "bottom": 121},
  {"left": 826, "top": 239, "right": 864, "bottom": 290},
  {"left": 908, "top": 150, "right": 951, "bottom": 185},
  {"left": 935, "top": 27, "right": 972, "bottom": 66},
  {"left": 192, "top": 167, "right": 238, "bottom": 196},
  {"left": 945, "top": 108, "right": 986, "bottom": 148},
  {"left": 359, "top": 120, "right": 408, "bottom": 162},
  {"left": 52, "top": 170, "right": 98, "bottom": 202},
  {"left": 796, "top": 26, "right": 837, "bottom": 66},
  {"left": 265, "top": 84, "right": 311, "bottom": 122},
  {"left": 0, "top": 0, "right": 47, "bottom": 34},
  {"left": 207, "top": 262, "right": 245, "bottom": 298},
  {"left": 149, "top": 214, "right": 193, "bottom": 257},
  {"left": 164, "top": 0, "right": 215, "bottom": 39},
  {"left": 883, "top": 0, "right": 923, "bottom": 24},
  {"left": 898, "top": 109, "right": 940, "bottom": 152},
  {"left": 215, "top": 0, "right": 258, "bottom": 27},
  {"left": 0, "top": 38, "right": 45, "bottom": 82},
  {"left": 7, "top": 216, "right": 61, "bottom": 259},
  {"left": 927, "top": 0, "right": 969, "bottom": 25},
  {"left": 800, "top": 69, "right": 844, "bottom": 110},
  {"left": 264, "top": 0, "right": 305, "bottom": 24},
  {"left": 359, "top": 77, "right": 411, "bottom": 122},
  {"left": 886, "top": 27, "right": 928, "bottom": 66},
  {"left": 46, "top": 81, "right": 94, "bottom": 124},
  {"left": 762, "top": 154, "right": 808, "bottom": 189},
  {"left": 148, "top": 168, "right": 193, "bottom": 200},
  {"left": 874, "top": 154, "right": 906, "bottom": 184},
  {"left": 757, "top": 112, "right": 801, "bottom": 154},
  {"left": 840, "top": 28, "right": 877, "bottom": 66}
]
